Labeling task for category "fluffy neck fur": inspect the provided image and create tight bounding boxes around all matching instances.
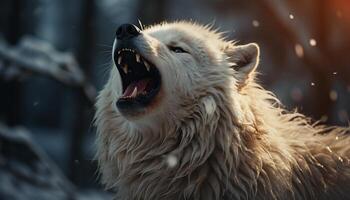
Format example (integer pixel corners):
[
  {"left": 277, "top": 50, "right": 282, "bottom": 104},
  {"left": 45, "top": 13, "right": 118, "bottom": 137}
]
[{"left": 95, "top": 73, "right": 350, "bottom": 200}]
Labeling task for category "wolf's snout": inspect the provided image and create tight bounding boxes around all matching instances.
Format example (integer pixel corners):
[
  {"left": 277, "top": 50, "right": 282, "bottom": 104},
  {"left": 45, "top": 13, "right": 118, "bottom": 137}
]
[
  {"left": 113, "top": 23, "right": 161, "bottom": 116},
  {"left": 116, "top": 24, "right": 141, "bottom": 40}
]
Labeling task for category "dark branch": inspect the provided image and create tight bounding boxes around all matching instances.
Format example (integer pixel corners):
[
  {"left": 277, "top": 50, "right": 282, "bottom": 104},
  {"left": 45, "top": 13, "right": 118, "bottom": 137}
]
[{"left": 0, "top": 35, "right": 96, "bottom": 105}]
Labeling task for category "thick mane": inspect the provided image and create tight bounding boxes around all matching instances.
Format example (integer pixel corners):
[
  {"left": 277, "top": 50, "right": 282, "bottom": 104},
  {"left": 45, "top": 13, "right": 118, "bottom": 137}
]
[
  {"left": 238, "top": 81, "right": 350, "bottom": 199},
  {"left": 95, "top": 71, "right": 350, "bottom": 200}
]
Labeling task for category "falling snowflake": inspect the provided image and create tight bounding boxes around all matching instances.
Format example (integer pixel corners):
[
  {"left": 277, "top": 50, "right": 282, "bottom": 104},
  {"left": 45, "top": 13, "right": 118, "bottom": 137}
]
[
  {"left": 289, "top": 14, "right": 294, "bottom": 19},
  {"left": 33, "top": 101, "right": 39, "bottom": 106},
  {"left": 294, "top": 44, "right": 304, "bottom": 58},
  {"left": 329, "top": 90, "right": 338, "bottom": 101},
  {"left": 347, "top": 85, "right": 350, "bottom": 92},
  {"left": 252, "top": 20, "right": 260, "bottom": 27},
  {"left": 326, "top": 146, "right": 332, "bottom": 153},
  {"left": 332, "top": 71, "right": 337, "bottom": 75},
  {"left": 166, "top": 154, "right": 178, "bottom": 168},
  {"left": 309, "top": 39, "right": 317, "bottom": 46},
  {"left": 311, "top": 82, "right": 315, "bottom": 86}
]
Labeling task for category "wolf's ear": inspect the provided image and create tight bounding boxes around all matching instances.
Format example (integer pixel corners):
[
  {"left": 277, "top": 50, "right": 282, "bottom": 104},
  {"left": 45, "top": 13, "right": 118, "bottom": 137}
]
[{"left": 224, "top": 43, "right": 260, "bottom": 87}]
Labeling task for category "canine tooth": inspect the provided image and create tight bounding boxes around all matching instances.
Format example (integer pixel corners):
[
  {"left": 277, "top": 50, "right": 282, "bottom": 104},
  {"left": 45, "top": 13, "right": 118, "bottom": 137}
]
[
  {"left": 118, "top": 56, "right": 122, "bottom": 65},
  {"left": 136, "top": 54, "right": 140, "bottom": 62},
  {"left": 123, "top": 64, "right": 128, "bottom": 74},
  {"left": 118, "top": 50, "right": 121, "bottom": 54},
  {"left": 144, "top": 61, "right": 150, "bottom": 71},
  {"left": 131, "top": 87, "right": 137, "bottom": 98}
]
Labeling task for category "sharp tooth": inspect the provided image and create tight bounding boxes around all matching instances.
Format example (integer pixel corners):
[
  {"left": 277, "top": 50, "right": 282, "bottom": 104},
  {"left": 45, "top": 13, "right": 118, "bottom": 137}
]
[
  {"left": 131, "top": 87, "right": 137, "bottom": 98},
  {"left": 136, "top": 54, "right": 140, "bottom": 62},
  {"left": 144, "top": 61, "right": 150, "bottom": 71},
  {"left": 118, "top": 56, "right": 122, "bottom": 65},
  {"left": 118, "top": 50, "right": 121, "bottom": 54},
  {"left": 123, "top": 64, "right": 128, "bottom": 74}
]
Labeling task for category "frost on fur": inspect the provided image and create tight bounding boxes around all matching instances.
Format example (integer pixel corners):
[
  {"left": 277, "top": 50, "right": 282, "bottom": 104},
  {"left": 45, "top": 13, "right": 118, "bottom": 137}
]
[{"left": 95, "top": 21, "right": 350, "bottom": 200}]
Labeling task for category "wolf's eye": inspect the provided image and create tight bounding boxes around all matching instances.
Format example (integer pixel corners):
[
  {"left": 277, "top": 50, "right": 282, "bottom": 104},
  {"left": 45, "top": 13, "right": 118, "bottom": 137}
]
[{"left": 169, "top": 46, "right": 187, "bottom": 53}]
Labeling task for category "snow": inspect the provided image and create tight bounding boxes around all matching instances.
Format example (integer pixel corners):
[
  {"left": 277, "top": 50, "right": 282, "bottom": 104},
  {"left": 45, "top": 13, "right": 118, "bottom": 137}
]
[
  {"left": 252, "top": 20, "right": 260, "bottom": 27},
  {"left": 326, "top": 146, "right": 332, "bottom": 153},
  {"left": 0, "top": 124, "right": 112, "bottom": 200},
  {"left": 329, "top": 90, "right": 338, "bottom": 101},
  {"left": 33, "top": 101, "right": 39, "bottom": 106},
  {"left": 294, "top": 44, "right": 304, "bottom": 58},
  {"left": 309, "top": 39, "right": 317, "bottom": 46},
  {"left": 166, "top": 155, "right": 178, "bottom": 168}
]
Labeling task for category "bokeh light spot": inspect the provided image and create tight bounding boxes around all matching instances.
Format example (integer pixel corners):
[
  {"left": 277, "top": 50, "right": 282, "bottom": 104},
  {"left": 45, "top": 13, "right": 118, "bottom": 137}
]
[
  {"left": 309, "top": 39, "right": 317, "bottom": 46},
  {"left": 294, "top": 44, "right": 304, "bottom": 58},
  {"left": 252, "top": 20, "right": 260, "bottom": 27}
]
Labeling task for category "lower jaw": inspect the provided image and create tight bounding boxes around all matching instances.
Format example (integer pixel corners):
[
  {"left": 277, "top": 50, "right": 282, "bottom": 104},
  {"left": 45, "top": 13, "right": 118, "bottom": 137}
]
[
  {"left": 117, "top": 107, "right": 147, "bottom": 119},
  {"left": 116, "top": 99, "right": 147, "bottom": 118},
  {"left": 116, "top": 89, "right": 163, "bottom": 119}
]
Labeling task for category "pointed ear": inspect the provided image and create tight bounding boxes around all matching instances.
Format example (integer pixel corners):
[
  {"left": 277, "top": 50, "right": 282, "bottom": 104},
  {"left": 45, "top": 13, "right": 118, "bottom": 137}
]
[{"left": 224, "top": 43, "right": 260, "bottom": 87}]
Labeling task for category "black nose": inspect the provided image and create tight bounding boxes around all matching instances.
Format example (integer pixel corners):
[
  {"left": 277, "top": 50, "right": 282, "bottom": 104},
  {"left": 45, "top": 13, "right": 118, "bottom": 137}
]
[{"left": 116, "top": 23, "right": 141, "bottom": 40}]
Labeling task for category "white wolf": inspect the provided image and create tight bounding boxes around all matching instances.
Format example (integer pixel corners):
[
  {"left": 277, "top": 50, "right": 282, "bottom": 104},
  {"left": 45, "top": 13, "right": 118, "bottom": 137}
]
[{"left": 95, "top": 21, "right": 350, "bottom": 200}]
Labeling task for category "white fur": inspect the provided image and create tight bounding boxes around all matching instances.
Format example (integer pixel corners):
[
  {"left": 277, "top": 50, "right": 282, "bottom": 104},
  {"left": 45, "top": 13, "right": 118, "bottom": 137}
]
[{"left": 95, "top": 21, "right": 350, "bottom": 200}]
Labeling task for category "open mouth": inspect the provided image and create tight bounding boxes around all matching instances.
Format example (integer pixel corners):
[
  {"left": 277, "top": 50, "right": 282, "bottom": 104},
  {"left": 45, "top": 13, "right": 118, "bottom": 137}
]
[{"left": 114, "top": 47, "right": 161, "bottom": 112}]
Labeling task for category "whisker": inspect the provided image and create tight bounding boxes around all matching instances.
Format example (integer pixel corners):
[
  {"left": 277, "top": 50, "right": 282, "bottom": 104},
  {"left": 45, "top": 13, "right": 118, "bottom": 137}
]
[{"left": 138, "top": 19, "right": 144, "bottom": 30}]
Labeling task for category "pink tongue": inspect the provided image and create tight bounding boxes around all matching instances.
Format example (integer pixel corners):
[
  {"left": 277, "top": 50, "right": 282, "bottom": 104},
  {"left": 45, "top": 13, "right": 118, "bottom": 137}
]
[{"left": 123, "top": 79, "right": 151, "bottom": 97}]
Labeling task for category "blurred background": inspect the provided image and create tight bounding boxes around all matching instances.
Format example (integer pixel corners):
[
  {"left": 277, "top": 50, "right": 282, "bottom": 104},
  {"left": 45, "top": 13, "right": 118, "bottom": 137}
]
[{"left": 0, "top": 0, "right": 349, "bottom": 199}]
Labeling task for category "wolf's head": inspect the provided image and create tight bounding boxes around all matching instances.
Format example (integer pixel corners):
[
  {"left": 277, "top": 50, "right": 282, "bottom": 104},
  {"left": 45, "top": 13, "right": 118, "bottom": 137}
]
[{"left": 109, "top": 21, "right": 259, "bottom": 127}]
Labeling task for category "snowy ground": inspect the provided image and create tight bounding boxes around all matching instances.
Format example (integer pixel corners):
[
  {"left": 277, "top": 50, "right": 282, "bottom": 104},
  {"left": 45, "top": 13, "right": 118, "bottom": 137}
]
[{"left": 0, "top": 124, "right": 112, "bottom": 200}]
